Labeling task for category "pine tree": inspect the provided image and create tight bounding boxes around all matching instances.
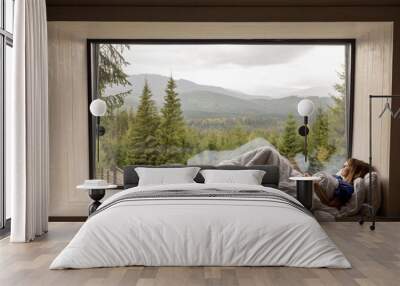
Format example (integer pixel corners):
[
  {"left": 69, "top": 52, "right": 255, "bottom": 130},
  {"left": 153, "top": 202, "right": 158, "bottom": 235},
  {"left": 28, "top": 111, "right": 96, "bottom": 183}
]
[
  {"left": 101, "top": 110, "right": 130, "bottom": 167},
  {"left": 113, "top": 109, "right": 135, "bottom": 167},
  {"left": 278, "top": 114, "right": 302, "bottom": 160},
  {"left": 310, "top": 108, "right": 331, "bottom": 157},
  {"left": 329, "top": 67, "right": 346, "bottom": 157},
  {"left": 158, "top": 77, "right": 187, "bottom": 164},
  {"left": 267, "top": 131, "right": 280, "bottom": 149},
  {"left": 97, "top": 44, "right": 132, "bottom": 113},
  {"left": 124, "top": 81, "right": 160, "bottom": 165},
  {"left": 308, "top": 107, "right": 335, "bottom": 172}
]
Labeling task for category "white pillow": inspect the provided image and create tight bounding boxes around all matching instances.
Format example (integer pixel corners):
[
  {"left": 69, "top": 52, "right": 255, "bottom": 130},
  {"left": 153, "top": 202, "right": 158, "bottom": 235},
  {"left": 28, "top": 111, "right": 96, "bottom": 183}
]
[
  {"left": 135, "top": 167, "right": 200, "bottom": 186},
  {"left": 200, "top": 169, "right": 266, "bottom": 185}
]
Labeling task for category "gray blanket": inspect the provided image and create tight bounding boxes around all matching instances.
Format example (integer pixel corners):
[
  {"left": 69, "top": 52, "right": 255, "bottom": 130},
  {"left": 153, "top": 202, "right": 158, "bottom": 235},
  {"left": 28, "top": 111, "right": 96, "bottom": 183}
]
[{"left": 218, "top": 146, "right": 302, "bottom": 197}]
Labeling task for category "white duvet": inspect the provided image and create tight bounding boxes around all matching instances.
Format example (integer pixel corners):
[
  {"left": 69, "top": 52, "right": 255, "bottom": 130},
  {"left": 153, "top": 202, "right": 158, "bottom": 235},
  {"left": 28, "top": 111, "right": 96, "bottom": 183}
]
[{"left": 50, "top": 183, "right": 350, "bottom": 269}]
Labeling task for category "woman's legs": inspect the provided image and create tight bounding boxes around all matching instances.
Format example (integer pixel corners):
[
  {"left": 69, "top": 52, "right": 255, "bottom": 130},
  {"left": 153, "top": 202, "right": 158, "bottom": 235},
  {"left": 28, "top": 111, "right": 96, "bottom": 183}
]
[
  {"left": 327, "top": 198, "right": 343, "bottom": 209},
  {"left": 314, "top": 181, "right": 344, "bottom": 209},
  {"left": 313, "top": 182, "right": 331, "bottom": 205}
]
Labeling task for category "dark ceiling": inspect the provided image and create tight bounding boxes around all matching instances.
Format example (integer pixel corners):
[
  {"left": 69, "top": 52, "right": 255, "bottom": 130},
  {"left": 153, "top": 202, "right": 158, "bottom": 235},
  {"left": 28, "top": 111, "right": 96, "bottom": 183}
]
[
  {"left": 46, "top": 0, "right": 400, "bottom": 7},
  {"left": 45, "top": 0, "right": 400, "bottom": 21}
]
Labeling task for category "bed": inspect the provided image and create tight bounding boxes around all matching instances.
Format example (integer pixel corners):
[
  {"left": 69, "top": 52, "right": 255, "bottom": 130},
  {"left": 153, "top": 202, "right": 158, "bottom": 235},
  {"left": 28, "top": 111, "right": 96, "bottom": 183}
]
[{"left": 50, "top": 165, "right": 350, "bottom": 269}]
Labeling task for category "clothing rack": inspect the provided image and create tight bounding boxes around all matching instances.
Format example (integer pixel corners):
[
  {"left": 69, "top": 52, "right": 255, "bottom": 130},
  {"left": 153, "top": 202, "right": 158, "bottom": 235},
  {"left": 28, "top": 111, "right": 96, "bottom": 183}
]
[{"left": 360, "top": 95, "right": 400, "bottom": 231}]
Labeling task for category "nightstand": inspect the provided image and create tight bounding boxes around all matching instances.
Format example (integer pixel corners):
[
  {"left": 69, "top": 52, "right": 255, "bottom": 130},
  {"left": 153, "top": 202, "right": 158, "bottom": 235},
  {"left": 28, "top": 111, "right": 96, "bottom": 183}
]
[
  {"left": 77, "top": 182, "right": 117, "bottom": 215},
  {"left": 289, "top": 176, "right": 320, "bottom": 210}
]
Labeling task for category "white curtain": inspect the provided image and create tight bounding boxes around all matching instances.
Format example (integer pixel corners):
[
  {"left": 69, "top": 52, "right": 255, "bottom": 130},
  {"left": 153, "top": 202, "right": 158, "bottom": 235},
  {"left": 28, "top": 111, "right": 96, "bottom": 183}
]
[{"left": 9, "top": 0, "right": 49, "bottom": 242}]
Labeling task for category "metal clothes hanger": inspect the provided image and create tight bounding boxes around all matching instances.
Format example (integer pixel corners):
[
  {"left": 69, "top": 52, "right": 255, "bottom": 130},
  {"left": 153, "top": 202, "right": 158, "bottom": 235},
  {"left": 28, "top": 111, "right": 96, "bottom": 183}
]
[{"left": 378, "top": 97, "right": 393, "bottom": 118}]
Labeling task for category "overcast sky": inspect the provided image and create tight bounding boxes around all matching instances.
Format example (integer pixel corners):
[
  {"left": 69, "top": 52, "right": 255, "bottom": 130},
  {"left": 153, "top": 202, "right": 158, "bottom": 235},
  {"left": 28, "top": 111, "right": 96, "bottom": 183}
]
[{"left": 121, "top": 44, "right": 345, "bottom": 97}]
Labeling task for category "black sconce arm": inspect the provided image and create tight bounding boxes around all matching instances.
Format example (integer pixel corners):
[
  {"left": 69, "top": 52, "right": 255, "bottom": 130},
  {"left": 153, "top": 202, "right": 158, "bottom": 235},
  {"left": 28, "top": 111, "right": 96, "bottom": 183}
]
[{"left": 298, "top": 116, "right": 309, "bottom": 162}]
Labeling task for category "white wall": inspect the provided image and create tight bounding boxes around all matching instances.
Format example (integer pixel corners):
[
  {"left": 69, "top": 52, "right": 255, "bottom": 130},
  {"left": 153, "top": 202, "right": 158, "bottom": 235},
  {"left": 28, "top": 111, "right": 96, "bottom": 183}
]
[{"left": 47, "top": 22, "right": 393, "bottom": 216}]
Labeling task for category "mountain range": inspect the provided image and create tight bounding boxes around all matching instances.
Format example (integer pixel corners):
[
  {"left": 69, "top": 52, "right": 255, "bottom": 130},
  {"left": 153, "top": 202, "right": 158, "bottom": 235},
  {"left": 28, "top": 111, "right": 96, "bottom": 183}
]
[{"left": 104, "top": 73, "right": 334, "bottom": 119}]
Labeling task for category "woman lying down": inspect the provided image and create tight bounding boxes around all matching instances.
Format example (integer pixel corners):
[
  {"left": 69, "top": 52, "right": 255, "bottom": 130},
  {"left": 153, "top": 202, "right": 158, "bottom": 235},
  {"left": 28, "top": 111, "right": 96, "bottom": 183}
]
[{"left": 310, "top": 158, "right": 370, "bottom": 209}]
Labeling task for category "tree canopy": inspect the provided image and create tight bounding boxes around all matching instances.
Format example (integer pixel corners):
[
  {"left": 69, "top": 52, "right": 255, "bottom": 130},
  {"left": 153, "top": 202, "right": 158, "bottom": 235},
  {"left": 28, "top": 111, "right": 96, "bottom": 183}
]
[
  {"left": 97, "top": 44, "right": 132, "bottom": 113},
  {"left": 278, "top": 114, "right": 302, "bottom": 162},
  {"left": 157, "top": 77, "right": 187, "bottom": 164},
  {"left": 123, "top": 81, "right": 160, "bottom": 165}
]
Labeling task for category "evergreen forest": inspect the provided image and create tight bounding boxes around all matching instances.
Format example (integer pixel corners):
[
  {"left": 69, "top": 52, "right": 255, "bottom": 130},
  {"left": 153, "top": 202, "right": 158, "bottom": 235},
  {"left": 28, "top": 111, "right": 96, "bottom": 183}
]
[{"left": 95, "top": 44, "right": 347, "bottom": 183}]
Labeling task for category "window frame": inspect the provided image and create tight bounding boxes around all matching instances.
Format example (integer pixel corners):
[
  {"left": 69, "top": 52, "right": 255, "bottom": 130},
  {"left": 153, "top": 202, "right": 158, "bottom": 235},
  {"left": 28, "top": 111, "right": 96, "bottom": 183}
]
[
  {"left": 87, "top": 38, "right": 356, "bottom": 183},
  {"left": 0, "top": 0, "right": 13, "bottom": 232}
]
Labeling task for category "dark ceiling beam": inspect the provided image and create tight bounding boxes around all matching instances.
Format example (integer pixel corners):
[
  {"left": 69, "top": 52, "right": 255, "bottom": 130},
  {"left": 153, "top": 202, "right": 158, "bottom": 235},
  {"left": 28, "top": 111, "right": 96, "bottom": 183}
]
[
  {"left": 45, "top": 0, "right": 400, "bottom": 7},
  {"left": 47, "top": 6, "right": 400, "bottom": 22}
]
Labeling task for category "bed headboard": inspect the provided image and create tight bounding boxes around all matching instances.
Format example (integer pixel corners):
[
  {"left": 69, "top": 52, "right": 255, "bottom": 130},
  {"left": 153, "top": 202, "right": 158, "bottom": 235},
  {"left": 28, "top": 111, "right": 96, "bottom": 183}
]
[{"left": 123, "top": 165, "right": 280, "bottom": 189}]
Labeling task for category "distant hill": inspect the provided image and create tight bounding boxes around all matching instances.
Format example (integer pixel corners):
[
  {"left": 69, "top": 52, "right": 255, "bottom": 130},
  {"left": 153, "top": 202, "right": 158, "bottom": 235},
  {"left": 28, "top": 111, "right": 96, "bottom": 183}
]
[
  {"left": 105, "top": 73, "right": 262, "bottom": 102},
  {"left": 104, "top": 73, "right": 334, "bottom": 119},
  {"left": 293, "top": 86, "right": 337, "bottom": 98},
  {"left": 255, "top": 86, "right": 337, "bottom": 99},
  {"left": 180, "top": 90, "right": 263, "bottom": 117},
  {"left": 249, "top": 96, "right": 332, "bottom": 115}
]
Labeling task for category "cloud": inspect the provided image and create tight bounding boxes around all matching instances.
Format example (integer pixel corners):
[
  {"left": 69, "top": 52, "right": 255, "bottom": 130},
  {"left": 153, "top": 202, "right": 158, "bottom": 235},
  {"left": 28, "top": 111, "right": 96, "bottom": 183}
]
[
  {"left": 124, "top": 44, "right": 314, "bottom": 70},
  {"left": 199, "top": 45, "right": 315, "bottom": 66},
  {"left": 120, "top": 44, "right": 344, "bottom": 96}
]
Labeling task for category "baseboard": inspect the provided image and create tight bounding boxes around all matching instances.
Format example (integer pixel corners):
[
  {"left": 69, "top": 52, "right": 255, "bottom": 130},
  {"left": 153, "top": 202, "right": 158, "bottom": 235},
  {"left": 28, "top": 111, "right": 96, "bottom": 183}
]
[
  {"left": 336, "top": 216, "right": 400, "bottom": 222},
  {"left": 0, "top": 218, "right": 11, "bottom": 239},
  {"left": 47, "top": 216, "right": 400, "bottom": 223},
  {"left": 49, "top": 216, "right": 87, "bottom": 222}
]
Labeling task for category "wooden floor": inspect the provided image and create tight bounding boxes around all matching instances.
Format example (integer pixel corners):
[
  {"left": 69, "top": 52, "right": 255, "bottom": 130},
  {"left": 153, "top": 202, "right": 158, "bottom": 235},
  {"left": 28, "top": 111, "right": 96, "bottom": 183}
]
[{"left": 0, "top": 222, "right": 399, "bottom": 286}]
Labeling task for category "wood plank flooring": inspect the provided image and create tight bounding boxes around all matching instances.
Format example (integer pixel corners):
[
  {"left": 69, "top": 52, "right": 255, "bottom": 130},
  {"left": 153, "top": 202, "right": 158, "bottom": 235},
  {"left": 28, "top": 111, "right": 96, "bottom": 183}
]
[{"left": 0, "top": 222, "right": 399, "bottom": 286}]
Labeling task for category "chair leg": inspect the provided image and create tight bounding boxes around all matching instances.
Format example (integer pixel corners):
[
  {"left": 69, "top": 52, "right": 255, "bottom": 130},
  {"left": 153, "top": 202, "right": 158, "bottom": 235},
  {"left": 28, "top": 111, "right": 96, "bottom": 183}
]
[
  {"left": 370, "top": 221, "right": 375, "bottom": 231},
  {"left": 358, "top": 215, "right": 364, "bottom": 225},
  {"left": 370, "top": 207, "right": 376, "bottom": 231}
]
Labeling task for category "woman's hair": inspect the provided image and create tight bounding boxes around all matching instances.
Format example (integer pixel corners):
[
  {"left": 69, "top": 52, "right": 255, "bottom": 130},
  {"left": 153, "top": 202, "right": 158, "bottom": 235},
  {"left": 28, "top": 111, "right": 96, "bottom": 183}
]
[{"left": 345, "top": 158, "right": 370, "bottom": 183}]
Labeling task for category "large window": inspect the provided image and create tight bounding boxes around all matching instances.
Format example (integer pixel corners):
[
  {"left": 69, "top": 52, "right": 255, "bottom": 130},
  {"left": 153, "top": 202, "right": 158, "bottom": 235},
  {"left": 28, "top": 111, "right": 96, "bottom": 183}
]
[
  {"left": 88, "top": 40, "right": 354, "bottom": 186},
  {"left": 1, "top": 0, "right": 14, "bottom": 230}
]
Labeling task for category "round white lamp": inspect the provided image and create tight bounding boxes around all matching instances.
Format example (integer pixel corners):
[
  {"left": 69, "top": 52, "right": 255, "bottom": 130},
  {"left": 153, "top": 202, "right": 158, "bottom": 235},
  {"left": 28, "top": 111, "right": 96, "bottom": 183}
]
[
  {"left": 297, "top": 99, "right": 315, "bottom": 117},
  {"left": 90, "top": 98, "right": 107, "bottom": 117},
  {"left": 297, "top": 99, "right": 315, "bottom": 163}
]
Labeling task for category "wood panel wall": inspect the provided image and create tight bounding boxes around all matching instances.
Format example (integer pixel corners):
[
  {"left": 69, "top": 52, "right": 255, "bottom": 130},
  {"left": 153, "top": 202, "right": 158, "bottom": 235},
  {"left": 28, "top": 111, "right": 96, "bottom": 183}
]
[
  {"left": 352, "top": 24, "right": 393, "bottom": 214},
  {"left": 47, "top": 22, "right": 393, "bottom": 216}
]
